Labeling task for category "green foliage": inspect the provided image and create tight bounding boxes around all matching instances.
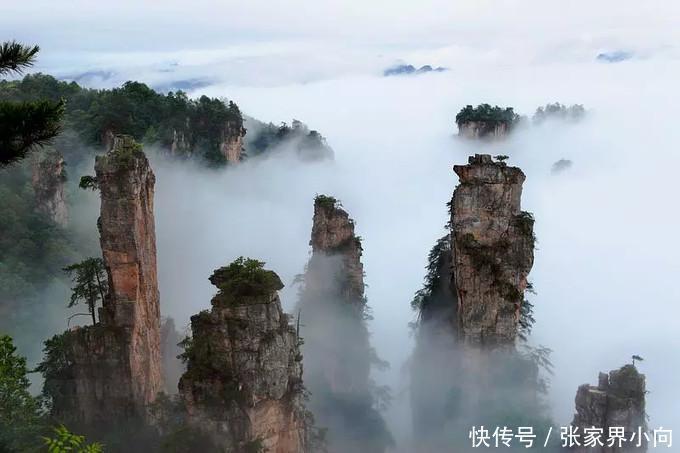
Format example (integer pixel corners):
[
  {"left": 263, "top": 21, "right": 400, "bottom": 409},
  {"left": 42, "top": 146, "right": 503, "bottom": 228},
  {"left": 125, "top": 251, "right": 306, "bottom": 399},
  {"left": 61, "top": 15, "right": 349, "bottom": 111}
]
[
  {"left": 34, "top": 332, "right": 72, "bottom": 412},
  {"left": 0, "top": 42, "right": 64, "bottom": 166},
  {"left": 62, "top": 258, "right": 108, "bottom": 325},
  {"left": 248, "top": 119, "right": 332, "bottom": 159},
  {"left": 0, "top": 335, "right": 45, "bottom": 451},
  {"left": 455, "top": 103, "right": 520, "bottom": 127},
  {"left": 513, "top": 211, "right": 536, "bottom": 247},
  {"left": 0, "top": 74, "right": 243, "bottom": 167},
  {"left": 411, "top": 235, "right": 450, "bottom": 314},
  {"left": 518, "top": 299, "right": 536, "bottom": 341},
  {"left": 0, "top": 41, "right": 40, "bottom": 76},
  {"left": 533, "top": 102, "right": 586, "bottom": 124},
  {"left": 149, "top": 393, "right": 219, "bottom": 452},
  {"left": 106, "top": 135, "right": 144, "bottom": 169},
  {"left": 42, "top": 425, "right": 103, "bottom": 452},
  {"left": 243, "top": 438, "right": 266, "bottom": 453},
  {"left": 314, "top": 194, "right": 338, "bottom": 210},
  {"left": 0, "top": 98, "right": 65, "bottom": 166},
  {"left": 209, "top": 257, "right": 284, "bottom": 303},
  {"left": 519, "top": 344, "right": 554, "bottom": 395},
  {"left": 0, "top": 162, "right": 78, "bottom": 307},
  {"left": 78, "top": 175, "right": 99, "bottom": 191}
]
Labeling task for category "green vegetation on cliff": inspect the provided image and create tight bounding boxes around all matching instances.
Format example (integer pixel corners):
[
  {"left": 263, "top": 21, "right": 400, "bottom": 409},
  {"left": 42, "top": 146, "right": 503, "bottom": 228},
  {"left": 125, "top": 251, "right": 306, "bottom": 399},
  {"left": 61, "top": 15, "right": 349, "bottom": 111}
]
[
  {"left": 209, "top": 256, "right": 284, "bottom": 304},
  {"left": 0, "top": 74, "right": 243, "bottom": 166},
  {"left": 455, "top": 103, "right": 520, "bottom": 127},
  {"left": 0, "top": 335, "right": 45, "bottom": 450}
]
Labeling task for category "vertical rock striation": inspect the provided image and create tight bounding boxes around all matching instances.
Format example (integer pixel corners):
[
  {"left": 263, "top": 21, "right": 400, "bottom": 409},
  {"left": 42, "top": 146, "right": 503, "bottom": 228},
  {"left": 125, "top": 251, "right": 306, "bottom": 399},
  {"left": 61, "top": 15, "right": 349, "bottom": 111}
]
[
  {"left": 410, "top": 155, "right": 541, "bottom": 449},
  {"left": 31, "top": 150, "right": 68, "bottom": 227},
  {"left": 457, "top": 121, "right": 509, "bottom": 140},
  {"left": 451, "top": 154, "right": 535, "bottom": 345},
  {"left": 220, "top": 118, "right": 246, "bottom": 164},
  {"left": 178, "top": 258, "right": 309, "bottom": 453},
  {"left": 297, "top": 195, "right": 392, "bottom": 453},
  {"left": 45, "top": 136, "right": 162, "bottom": 427},
  {"left": 571, "top": 365, "right": 647, "bottom": 452}
]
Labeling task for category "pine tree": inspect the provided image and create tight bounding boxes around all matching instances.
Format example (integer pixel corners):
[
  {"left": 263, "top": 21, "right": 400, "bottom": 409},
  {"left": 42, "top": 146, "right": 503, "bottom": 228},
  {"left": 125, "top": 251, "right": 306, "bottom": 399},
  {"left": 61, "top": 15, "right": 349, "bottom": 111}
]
[
  {"left": 0, "top": 40, "right": 64, "bottom": 166},
  {"left": 62, "top": 258, "right": 108, "bottom": 326}
]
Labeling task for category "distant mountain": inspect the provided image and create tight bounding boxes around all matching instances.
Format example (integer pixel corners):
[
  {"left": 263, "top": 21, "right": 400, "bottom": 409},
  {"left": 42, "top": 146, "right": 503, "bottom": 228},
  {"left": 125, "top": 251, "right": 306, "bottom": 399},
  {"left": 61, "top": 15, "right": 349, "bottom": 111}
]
[
  {"left": 153, "top": 78, "right": 213, "bottom": 93},
  {"left": 384, "top": 63, "right": 448, "bottom": 76},
  {"left": 596, "top": 50, "right": 634, "bottom": 63}
]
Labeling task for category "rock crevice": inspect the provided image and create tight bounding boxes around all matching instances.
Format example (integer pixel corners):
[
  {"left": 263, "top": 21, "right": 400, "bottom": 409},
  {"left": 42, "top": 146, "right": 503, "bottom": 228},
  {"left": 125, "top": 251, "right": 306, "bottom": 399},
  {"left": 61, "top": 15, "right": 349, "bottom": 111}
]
[
  {"left": 45, "top": 136, "right": 162, "bottom": 426},
  {"left": 178, "top": 258, "right": 309, "bottom": 453},
  {"left": 451, "top": 154, "right": 534, "bottom": 344},
  {"left": 571, "top": 365, "right": 647, "bottom": 452}
]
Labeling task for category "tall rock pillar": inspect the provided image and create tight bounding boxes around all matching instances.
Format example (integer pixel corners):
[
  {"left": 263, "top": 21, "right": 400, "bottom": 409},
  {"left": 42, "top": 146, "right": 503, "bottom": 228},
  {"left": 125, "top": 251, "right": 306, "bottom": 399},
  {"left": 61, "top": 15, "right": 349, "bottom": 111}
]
[
  {"left": 95, "top": 135, "right": 162, "bottom": 407},
  {"left": 297, "top": 195, "right": 392, "bottom": 453},
  {"left": 178, "top": 258, "right": 309, "bottom": 453},
  {"left": 44, "top": 135, "right": 162, "bottom": 427},
  {"left": 451, "top": 154, "right": 534, "bottom": 344},
  {"left": 410, "top": 155, "right": 540, "bottom": 450},
  {"left": 31, "top": 150, "right": 68, "bottom": 227}
]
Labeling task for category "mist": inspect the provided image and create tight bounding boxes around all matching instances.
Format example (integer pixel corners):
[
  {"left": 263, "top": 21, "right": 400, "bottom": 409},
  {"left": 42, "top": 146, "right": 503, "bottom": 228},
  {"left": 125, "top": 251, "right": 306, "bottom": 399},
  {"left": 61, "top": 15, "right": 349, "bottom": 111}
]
[
  {"left": 4, "top": 1, "right": 679, "bottom": 449},
  {"left": 140, "top": 57, "right": 679, "bottom": 449}
]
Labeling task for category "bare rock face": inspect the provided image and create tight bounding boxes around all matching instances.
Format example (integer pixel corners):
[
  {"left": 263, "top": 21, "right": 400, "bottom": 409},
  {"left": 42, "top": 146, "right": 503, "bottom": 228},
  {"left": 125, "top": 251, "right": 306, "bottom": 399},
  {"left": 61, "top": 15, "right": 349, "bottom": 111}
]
[
  {"left": 220, "top": 118, "right": 246, "bottom": 163},
  {"left": 297, "top": 196, "right": 392, "bottom": 452},
  {"left": 31, "top": 150, "right": 68, "bottom": 226},
  {"left": 47, "top": 136, "right": 162, "bottom": 426},
  {"left": 410, "top": 156, "right": 540, "bottom": 449},
  {"left": 458, "top": 121, "right": 509, "bottom": 140},
  {"left": 572, "top": 365, "right": 647, "bottom": 452},
  {"left": 451, "top": 154, "right": 535, "bottom": 344},
  {"left": 170, "top": 128, "right": 190, "bottom": 155},
  {"left": 178, "top": 258, "right": 309, "bottom": 453}
]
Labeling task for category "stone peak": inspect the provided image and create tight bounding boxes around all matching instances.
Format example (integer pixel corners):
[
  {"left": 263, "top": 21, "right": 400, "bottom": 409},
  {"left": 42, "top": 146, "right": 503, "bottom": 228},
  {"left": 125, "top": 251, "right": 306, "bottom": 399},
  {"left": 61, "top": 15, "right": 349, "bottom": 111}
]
[
  {"left": 311, "top": 194, "right": 358, "bottom": 252},
  {"left": 454, "top": 154, "right": 525, "bottom": 185}
]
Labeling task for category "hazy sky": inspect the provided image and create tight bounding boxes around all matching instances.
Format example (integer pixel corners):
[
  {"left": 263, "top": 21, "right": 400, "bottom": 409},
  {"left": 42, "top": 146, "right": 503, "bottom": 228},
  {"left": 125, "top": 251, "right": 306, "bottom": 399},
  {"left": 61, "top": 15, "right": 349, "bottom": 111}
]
[{"left": 5, "top": 1, "right": 680, "bottom": 448}]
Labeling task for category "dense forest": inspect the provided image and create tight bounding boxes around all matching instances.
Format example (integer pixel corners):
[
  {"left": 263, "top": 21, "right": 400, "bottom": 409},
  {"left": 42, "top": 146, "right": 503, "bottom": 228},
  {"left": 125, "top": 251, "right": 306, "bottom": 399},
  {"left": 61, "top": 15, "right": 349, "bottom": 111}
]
[
  {"left": 455, "top": 103, "right": 521, "bottom": 128},
  {"left": 0, "top": 74, "right": 332, "bottom": 167},
  {"left": 0, "top": 73, "right": 334, "bottom": 380}
]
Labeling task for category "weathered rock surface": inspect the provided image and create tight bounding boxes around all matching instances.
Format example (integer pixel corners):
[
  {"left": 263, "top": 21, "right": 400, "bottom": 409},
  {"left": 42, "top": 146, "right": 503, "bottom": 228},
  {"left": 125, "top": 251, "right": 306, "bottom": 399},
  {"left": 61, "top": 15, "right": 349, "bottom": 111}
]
[
  {"left": 47, "top": 136, "right": 162, "bottom": 426},
  {"left": 458, "top": 121, "right": 509, "bottom": 140},
  {"left": 297, "top": 196, "right": 392, "bottom": 452},
  {"left": 220, "top": 118, "right": 246, "bottom": 163},
  {"left": 572, "top": 365, "right": 647, "bottom": 452},
  {"left": 410, "top": 155, "right": 540, "bottom": 449},
  {"left": 451, "top": 154, "right": 534, "bottom": 344},
  {"left": 178, "top": 259, "right": 309, "bottom": 453},
  {"left": 31, "top": 150, "right": 68, "bottom": 226}
]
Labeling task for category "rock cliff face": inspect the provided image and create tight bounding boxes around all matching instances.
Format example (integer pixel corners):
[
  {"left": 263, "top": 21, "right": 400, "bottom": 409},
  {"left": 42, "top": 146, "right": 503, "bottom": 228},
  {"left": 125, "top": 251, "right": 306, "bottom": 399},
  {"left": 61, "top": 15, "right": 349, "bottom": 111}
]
[
  {"left": 410, "top": 155, "right": 540, "bottom": 449},
  {"left": 451, "top": 154, "right": 534, "bottom": 344},
  {"left": 31, "top": 150, "right": 68, "bottom": 226},
  {"left": 47, "top": 136, "right": 162, "bottom": 426},
  {"left": 571, "top": 365, "right": 647, "bottom": 452},
  {"left": 297, "top": 196, "right": 392, "bottom": 453},
  {"left": 170, "top": 128, "right": 190, "bottom": 155},
  {"left": 458, "top": 121, "right": 509, "bottom": 140},
  {"left": 178, "top": 258, "right": 309, "bottom": 453},
  {"left": 220, "top": 118, "right": 246, "bottom": 163}
]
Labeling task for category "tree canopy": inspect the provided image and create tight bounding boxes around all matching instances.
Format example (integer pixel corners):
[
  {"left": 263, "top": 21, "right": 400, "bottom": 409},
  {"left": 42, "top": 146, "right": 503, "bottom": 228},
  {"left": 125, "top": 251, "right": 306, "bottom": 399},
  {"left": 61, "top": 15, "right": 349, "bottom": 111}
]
[
  {"left": 0, "top": 335, "right": 45, "bottom": 451},
  {"left": 0, "top": 41, "right": 64, "bottom": 166},
  {"left": 455, "top": 103, "right": 520, "bottom": 127},
  {"left": 62, "top": 257, "right": 108, "bottom": 325}
]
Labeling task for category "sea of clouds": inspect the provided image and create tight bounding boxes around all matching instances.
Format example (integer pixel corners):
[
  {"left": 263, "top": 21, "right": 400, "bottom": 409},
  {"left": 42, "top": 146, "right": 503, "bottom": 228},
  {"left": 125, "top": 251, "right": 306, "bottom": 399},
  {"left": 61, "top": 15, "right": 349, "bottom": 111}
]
[{"left": 5, "top": 0, "right": 679, "bottom": 447}]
